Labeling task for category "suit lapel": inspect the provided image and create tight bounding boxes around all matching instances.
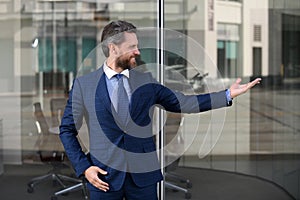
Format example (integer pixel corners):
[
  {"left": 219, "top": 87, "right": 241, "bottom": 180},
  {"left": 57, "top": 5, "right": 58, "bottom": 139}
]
[
  {"left": 96, "top": 68, "right": 153, "bottom": 127},
  {"left": 96, "top": 66, "right": 127, "bottom": 128},
  {"left": 95, "top": 67, "right": 114, "bottom": 114}
]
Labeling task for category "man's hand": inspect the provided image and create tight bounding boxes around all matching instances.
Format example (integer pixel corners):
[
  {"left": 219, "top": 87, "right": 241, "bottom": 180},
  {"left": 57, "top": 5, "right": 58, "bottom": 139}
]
[
  {"left": 84, "top": 166, "right": 109, "bottom": 192},
  {"left": 230, "top": 78, "right": 261, "bottom": 99}
]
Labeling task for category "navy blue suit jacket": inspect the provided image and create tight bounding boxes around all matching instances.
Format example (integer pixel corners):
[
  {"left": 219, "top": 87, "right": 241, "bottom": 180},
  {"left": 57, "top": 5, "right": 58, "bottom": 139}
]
[{"left": 60, "top": 66, "right": 230, "bottom": 191}]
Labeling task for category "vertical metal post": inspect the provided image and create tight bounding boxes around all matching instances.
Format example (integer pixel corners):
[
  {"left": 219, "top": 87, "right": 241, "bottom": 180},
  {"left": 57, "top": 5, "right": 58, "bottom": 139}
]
[
  {"left": 52, "top": 2, "right": 57, "bottom": 73},
  {"left": 39, "top": 71, "right": 43, "bottom": 108},
  {"left": 157, "top": 0, "right": 165, "bottom": 199},
  {"left": 52, "top": 2, "right": 57, "bottom": 93}
]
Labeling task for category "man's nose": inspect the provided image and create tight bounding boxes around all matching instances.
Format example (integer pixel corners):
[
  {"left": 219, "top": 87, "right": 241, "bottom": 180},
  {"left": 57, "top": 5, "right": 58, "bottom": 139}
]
[{"left": 134, "top": 48, "right": 140, "bottom": 55}]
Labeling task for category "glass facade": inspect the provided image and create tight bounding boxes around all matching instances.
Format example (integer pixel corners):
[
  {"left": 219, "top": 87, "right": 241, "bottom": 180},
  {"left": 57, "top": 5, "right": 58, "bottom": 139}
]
[
  {"left": 0, "top": 0, "right": 300, "bottom": 199},
  {"left": 217, "top": 23, "right": 240, "bottom": 78}
]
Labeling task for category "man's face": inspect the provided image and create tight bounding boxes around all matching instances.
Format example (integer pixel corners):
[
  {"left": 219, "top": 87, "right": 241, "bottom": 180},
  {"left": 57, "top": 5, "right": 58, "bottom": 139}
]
[{"left": 114, "top": 32, "right": 140, "bottom": 70}]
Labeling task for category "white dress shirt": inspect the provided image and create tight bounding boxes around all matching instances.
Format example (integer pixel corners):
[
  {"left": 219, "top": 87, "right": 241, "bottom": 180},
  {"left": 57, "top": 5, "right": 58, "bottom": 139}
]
[{"left": 103, "top": 62, "right": 132, "bottom": 112}]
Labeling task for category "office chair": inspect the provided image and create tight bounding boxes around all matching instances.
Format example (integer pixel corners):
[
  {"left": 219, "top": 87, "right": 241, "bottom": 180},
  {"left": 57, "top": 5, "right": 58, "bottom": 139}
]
[
  {"left": 51, "top": 176, "right": 88, "bottom": 200},
  {"left": 27, "top": 102, "right": 83, "bottom": 196},
  {"left": 165, "top": 113, "right": 192, "bottom": 199},
  {"left": 50, "top": 98, "right": 67, "bottom": 127},
  {"left": 49, "top": 98, "right": 89, "bottom": 200}
]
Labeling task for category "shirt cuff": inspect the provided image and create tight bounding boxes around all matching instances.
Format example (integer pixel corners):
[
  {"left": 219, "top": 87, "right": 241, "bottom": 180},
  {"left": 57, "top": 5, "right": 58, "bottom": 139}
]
[{"left": 226, "top": 89, "right": 233, "bottom": 106}]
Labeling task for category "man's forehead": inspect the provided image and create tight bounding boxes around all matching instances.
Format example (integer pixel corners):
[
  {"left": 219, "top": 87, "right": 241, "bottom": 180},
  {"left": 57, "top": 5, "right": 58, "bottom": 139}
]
[{"left": 123, "top": 32, "right": 138, "bottom": 43}]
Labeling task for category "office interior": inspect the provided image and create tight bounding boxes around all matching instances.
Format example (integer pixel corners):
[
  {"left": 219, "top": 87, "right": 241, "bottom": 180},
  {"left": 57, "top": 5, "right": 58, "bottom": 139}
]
[{"left": 0, "top": 0, "right": 299, "bottom": 199}]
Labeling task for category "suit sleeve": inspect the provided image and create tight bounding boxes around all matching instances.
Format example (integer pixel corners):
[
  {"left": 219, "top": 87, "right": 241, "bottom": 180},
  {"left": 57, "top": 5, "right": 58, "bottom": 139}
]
[
  {"left": 59, "top": 79, "right": 92, "bottom": 177},
  {"left": 154, "top": 83, "right": 230, "bottom": 113}
]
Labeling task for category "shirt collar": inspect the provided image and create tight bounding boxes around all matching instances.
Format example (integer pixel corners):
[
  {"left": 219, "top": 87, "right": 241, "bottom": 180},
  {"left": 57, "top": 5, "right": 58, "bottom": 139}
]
[{"left": 103, "top": 62, "right": 130, "bottom": 79}]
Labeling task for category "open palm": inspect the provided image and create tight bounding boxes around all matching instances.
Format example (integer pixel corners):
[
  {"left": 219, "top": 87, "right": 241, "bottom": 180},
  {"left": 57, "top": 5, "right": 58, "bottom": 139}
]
[{"left": 229, "top": 78, "right": 261, "bottom": 99}]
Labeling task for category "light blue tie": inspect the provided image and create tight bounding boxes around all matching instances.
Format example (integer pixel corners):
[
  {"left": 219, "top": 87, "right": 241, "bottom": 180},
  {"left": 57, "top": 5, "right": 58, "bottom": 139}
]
[{"left": 116, "top": 74, "right": 129, "bottom": 126}]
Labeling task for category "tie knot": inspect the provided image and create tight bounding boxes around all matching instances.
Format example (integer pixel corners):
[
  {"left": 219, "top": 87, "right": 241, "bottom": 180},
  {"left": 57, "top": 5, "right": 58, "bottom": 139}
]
[{"left": 115, "top": 74, "right": 123, "bottom": 80}]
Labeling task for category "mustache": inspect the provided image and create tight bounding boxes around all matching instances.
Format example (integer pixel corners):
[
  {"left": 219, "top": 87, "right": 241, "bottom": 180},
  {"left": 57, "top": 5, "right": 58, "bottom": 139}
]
[{"left": 116, "top": 55, "right": 137, "bottom": 70}]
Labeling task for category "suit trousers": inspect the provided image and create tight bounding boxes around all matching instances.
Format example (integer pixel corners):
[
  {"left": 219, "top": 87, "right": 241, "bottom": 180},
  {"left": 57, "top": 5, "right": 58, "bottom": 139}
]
[{"left": 89, "top": 173, "right": 158, "bottom": 200}]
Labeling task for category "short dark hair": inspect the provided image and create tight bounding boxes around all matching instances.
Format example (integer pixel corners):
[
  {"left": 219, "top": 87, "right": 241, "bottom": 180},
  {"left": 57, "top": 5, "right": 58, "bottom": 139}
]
[{"left": 101, "top": 20, "right": 137, "bottom": 57}]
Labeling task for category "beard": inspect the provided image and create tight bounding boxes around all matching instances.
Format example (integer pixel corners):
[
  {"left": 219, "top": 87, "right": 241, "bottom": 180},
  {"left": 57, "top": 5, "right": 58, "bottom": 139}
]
[{"left": 115, "top": 54, "right": 137, "bottom": 71}]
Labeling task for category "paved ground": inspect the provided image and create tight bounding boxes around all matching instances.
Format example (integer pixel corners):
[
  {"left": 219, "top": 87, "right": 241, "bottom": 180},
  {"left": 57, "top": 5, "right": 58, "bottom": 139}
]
[{"left": 0, "top": 164, "right": 295, "bottom": 200}]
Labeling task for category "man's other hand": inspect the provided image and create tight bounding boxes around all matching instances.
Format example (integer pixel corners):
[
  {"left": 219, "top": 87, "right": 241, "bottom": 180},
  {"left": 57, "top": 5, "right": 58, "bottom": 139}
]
[{"left": 84, "top": 166, "right": 109, "bottom": 192}]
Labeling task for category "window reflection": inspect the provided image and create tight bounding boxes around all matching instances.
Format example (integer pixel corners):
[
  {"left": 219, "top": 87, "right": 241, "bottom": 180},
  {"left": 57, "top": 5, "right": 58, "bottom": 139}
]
[
  {"left": 217, "top": 24, "right": 240, "bottom": 78},
  {"left": 0, "top": 0, "right": 299, "bottom": 200}
]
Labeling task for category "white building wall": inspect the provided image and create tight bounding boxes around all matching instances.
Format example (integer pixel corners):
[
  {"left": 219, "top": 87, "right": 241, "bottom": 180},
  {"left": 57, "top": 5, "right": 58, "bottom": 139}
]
[
  {"left": 242, "top": 0, "right": 269, "bottom": 77},
  {"left": 204, "top": 0, "right": 218, "bottom": 78},
  {"left": 215, "top": 0, "right": 269, "bottom": 77},
  {"left": 184, "top": 0, "right": 204, "bottom": 81},
  {"left": 186, "top": 0, "right": 217, "bottom": 78},
  {"left": 216, "top": 1, "right": 241, "bottom": 24}
]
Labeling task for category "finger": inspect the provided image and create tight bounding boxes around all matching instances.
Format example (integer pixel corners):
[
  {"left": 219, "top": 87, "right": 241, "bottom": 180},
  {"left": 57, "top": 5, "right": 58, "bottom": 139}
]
[
  {"left": 100, "top": 179, "right": 109, "bottom": 187},
  {"left": 90, "top": 177, "right": 109, "bottom": 191},
  {"left": 249, "top": 78, "right": 261, "bottom": 88},
  {"left": 98, "top": 180, "right": 110, "bottom": 191},
  {"left": 255, "top": 78, "right": 262, "bottom": 84},
  {"left": 95, "top": 169, "right": 109, "bottom": 187},
  {"left": 97, "top": 168, "right": 108, "bottom": 175},
  {"left": 94, "top": 182, "right": 109, "bottom": 192}
]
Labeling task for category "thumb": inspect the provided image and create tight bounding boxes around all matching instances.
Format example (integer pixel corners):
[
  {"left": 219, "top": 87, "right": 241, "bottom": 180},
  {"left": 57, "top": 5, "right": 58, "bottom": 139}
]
[
  {"left": 97, "top": 168, "right": 108, "bottom": 175},
  {"left": 235, "top": 78, "right": 242, "bottom": 85}
]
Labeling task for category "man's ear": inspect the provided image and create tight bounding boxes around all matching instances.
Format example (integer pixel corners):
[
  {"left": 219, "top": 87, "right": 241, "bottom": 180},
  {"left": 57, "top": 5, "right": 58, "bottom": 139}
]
[{"left": 108, "top": 43, "right": 117, "bottom": 54}]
